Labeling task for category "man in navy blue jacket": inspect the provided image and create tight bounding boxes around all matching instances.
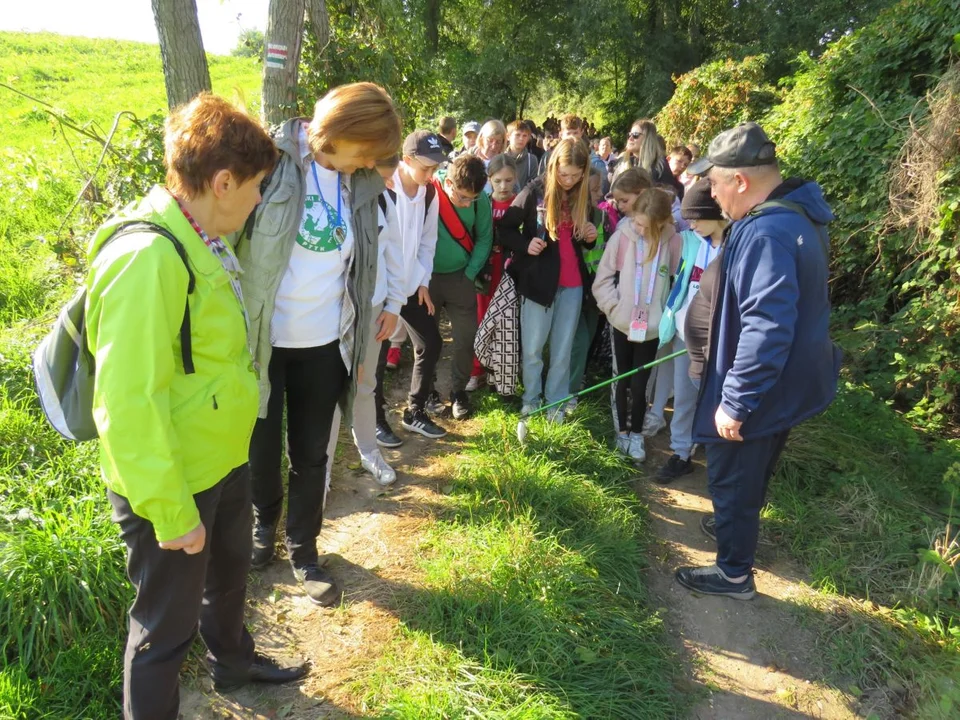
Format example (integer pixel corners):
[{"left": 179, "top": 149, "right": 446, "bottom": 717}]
[{"left": 676, "top": 122, "right": 842, "bottom": 600}]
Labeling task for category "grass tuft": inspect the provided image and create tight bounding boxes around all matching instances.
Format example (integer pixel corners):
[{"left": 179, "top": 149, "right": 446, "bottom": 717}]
[{"left": 357, "top": 395, "right": 687, "bottom": 718}]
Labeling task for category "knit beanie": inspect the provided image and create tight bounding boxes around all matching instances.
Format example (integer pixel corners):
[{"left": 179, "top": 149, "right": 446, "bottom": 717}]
[{"left": 680, "top": 178, "right": 724, "bottom": 220}]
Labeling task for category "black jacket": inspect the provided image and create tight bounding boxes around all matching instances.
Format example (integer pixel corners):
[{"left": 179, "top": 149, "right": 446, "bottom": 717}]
[{"left": 498, "top": 178, "right": 597, "bottom": 307}]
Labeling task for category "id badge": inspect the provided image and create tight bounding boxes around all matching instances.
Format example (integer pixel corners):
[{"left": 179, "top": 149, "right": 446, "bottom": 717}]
[{"left": 629, "top": 308, "right": 648, "bottom": 342}]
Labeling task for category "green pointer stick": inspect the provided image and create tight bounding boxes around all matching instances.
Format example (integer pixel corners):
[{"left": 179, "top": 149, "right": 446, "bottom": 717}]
[{"left": 516, "top": 348, "right": 689, "bottom": 443}]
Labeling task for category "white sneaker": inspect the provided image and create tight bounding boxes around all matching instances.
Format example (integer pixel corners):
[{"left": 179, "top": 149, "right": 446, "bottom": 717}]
[
  {"left": 641, "top": 412, "right": 667, "bottom": 437},
  {"left": 360, "top": 450, "right": 397, "bottom": 486},
  {"left": 616, "top": 433, "right": 631, "bottom": 454},
  {"left": 546, "top": 406, "right": 565, "bottom": 424},
  {"left": 465, "top": 375, "right": 485, "bottom": 392},
  {"left": 565, "top": 397, "right": 579, "bottom": 413},
  {"left": 520, "top": 403, "right": 539, "bottom": 417},
  {"left": 628, "top": 433, "right": 646, "bottom": 462}
]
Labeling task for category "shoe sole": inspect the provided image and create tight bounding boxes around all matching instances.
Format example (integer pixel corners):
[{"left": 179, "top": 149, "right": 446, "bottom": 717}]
[
  {"left": 655, "top": 466, "right": 695, "bottom": 485},
  {"left": 385, "top": 363, "right": 398, "bottom": 369},
  {"left": 675, "top": 574, "right": 756, "bottom": 600},
  {"left": 306, "top": 590, "right": 343, "bottom": 607},
  {"left": 376, "top": 437, "right": 403, "bottom": 448},
  {"left": 401, "top": 420, "right": 447, "bottom": 439}
]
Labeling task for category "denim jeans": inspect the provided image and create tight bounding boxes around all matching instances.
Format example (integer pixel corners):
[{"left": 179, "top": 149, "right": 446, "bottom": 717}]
[
  {"left": 667, "top": 336, "right": 699, "bottom": 460},
  {"left": 707, "top": 430, "right": 791, "bottom": 578},
  {"left": 521, "top": 285, "right": 582, "bottom": 407}
]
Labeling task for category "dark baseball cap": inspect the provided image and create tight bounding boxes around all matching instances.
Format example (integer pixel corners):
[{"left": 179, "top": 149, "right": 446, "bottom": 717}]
[
  {"left": 402, "top": 130, "right": 448, "bottom": 165},
  {"left": 687, "top": 122, "right": 777, "bottom": 176}
]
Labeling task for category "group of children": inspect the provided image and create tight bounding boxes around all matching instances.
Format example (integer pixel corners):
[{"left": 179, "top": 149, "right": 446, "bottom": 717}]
[{"left": 335, "top": 114, "right": 728, "bottom": 488}]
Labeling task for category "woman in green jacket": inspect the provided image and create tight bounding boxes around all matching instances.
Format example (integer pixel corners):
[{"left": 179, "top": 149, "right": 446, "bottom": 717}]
[{"left": 86, "top": 94, "right": 304, "bottom": 720}]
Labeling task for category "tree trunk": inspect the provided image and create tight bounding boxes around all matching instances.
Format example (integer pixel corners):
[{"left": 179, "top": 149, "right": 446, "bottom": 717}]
[
  {"left": 425, "top": 0, "right": 441, "bottom": 55},
  {"left": 306, "top": 0, "right": 331, "bottom": 49},
  {"left": 151, "top": 0, "right": 211, "bottom": 110},
  {"left": 262, "top": 0, "right": 307, "bottom": 126}
]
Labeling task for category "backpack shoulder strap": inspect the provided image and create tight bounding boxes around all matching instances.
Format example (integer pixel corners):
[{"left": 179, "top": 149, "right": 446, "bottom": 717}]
[
  {"left": 749, "top": 199, "right": 829, "bottom": 260},
  {"left": 104, "top": 222, "right": 196, "bottom": 374},
  {"left": 424, "top": 182, "right": 437, "bottom": 221}
]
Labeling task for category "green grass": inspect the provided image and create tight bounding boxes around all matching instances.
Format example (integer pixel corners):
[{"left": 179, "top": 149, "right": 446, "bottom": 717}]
[
  {"left": 764, "top": 381, "right": 960, "bottom": 716},
  {"left": 0, "top": 32, "right": 262, "bottom": 154},
  {"left": 356, "top": 397, "right": 688, "bottom": 718},
  {"left": 0, "top": 328, "right": 130, "bottom": 717}
]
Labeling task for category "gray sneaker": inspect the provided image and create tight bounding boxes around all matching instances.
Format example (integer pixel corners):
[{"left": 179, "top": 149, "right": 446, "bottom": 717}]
[
  {"left": 293, "top": 563, "right": 342, "bottom": 606},
  {"left": 700, "top": 514, "right": 716, "bottom": 542}
]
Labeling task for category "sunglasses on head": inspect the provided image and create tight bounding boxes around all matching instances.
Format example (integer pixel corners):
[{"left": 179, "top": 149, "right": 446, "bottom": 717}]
[{"left": 628, "top": 131, "right": 644, "bottom": 140}]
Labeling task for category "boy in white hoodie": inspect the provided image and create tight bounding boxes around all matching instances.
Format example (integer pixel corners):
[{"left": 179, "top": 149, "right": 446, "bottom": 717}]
[{"left": 373, "top": 131, "right": 447, "bottom": 444}]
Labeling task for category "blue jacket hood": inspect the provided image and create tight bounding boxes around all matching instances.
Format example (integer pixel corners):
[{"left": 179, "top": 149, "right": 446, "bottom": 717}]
[{"left": 780, "top": 181, "right": 834, "bottom": 226}]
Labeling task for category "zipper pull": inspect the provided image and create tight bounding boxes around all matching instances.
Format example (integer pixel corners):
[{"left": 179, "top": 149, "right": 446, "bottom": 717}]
[{"left": 212, "top": 395, "right": 218, "bottom": 410}]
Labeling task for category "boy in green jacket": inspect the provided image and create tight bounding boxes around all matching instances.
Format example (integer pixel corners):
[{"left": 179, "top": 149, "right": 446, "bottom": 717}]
[{"left": 425, "top": 153, "right": 492, "bottom": 420}]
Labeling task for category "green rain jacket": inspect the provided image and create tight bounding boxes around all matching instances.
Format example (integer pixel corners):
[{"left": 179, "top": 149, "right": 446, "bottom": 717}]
[{"left": 85, "top": 186, "right": 259, "bottom": 542}]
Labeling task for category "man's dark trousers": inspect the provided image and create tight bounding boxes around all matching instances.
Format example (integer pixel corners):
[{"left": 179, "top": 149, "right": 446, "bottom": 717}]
[
  {"left": 107, "top": 465, "right": 256, "bottom": 720},
  {"left": 706, "top": 430, "right": 790, "bottom": 578}
]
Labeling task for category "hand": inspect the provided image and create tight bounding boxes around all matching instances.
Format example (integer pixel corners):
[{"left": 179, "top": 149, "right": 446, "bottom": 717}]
[
  {"left": 715, "top": 406, "right": 744, "bottom": 442},
  {"left": 417, "top": 286, "right": 435, "bottom": 316},
  {"left": 581, "top": 222, "right": 598, "bottom": 243},
  {"left": 375, "top": 310, "right": 399, "bottom": 342},
  {"left": 158, "top": 522, "right": 206, "bottom": 554},
  {"left": 527, "top": 238, "right": 547, "bottom": 256}
]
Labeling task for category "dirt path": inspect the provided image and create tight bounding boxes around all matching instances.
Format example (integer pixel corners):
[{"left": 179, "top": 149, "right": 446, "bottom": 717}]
[
  {"left": 179, "top": 339, "right": 862, "bottom": 719},
  {"left": 639, "top": 433, "right": 861, "bottom": 719},
  {"left": 180, "top": 343, "right": 462, "bottom": 720}
]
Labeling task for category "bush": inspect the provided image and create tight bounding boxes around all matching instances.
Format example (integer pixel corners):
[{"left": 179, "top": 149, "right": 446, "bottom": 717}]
[
  {"left": 655, "top": 55, "right": 778, "bottom": 148},
  {"left": 762, "top": 0, "right": 960, "bottom": 432}
]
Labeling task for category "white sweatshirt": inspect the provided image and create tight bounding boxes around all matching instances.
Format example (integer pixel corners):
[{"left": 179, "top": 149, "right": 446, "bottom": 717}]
[
  {"left": 392, "top": 167, "right": 439, "bottom": 299},
  {"left": 373, "top": 191, "right": 407, "bottom": 315}
]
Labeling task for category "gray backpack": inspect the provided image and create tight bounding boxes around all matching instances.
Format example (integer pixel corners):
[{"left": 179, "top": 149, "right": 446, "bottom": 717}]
[{"left": 32, "top": 222, "right": 196, "bottom": 441}]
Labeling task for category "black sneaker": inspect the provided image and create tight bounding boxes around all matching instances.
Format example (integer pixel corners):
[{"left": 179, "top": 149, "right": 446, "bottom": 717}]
[
  {"left": 401, "top": 407, "right": 447, "bottom": 439},
  {"left": 251, "top": 522, "right": 277, "bottom": 569},
  {"left": 424, "top": 390, "right": 447, "bottom": 416},
  {"left": 376, "top": 421, "right": 403, "bottom": 448},
  {"left": 675, "top": 565, "right": 756, "bottom": 600},
  {"left": 655, "top": 454, "right": 694, "bottom": 484},
  {"left": 700, "top": 514, "right": 716, "bottom": 542},
  {"left": 451, "top": 391, "right": 471, "bottom": 420},
  {"left": 292, "top": 563, "right": 342, "bottom": 606}
]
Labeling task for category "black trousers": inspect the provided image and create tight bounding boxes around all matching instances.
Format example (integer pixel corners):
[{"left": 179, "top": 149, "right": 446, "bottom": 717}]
[
  {"left": 612, "top": 329, "right": 658, "bottom": 431},
  {"left": 399, "top": 290, "right": 443, "bottom": 409},
  {"left": 108, "top": 466, "right": 255, "bottom": 720},
  {"left": 707, "top": 430, "right": 791, "bottom": 578},
  {"left": 249, "top": 341, "right": 348, "bottom": 567}
]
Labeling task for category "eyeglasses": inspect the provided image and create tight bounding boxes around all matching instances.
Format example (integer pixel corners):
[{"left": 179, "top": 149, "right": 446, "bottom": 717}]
[
  {"left": 628, "top": 131, "right": 644, "bottom": 140},
  {"left": 448, "top": 184, "right": 479, "bottom": 206}
]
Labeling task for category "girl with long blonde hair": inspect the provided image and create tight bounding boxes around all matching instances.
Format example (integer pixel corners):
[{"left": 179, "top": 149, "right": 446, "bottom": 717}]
[{"left": 497, "top": 138, "right": 599, "bottom": 420}]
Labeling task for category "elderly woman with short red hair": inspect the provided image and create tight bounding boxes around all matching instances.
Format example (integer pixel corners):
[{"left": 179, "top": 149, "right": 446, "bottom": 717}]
[
  {"left": 237, "top": 82, "right": 403, "bottom": 606},
  {"left": 85, "top": 93, "right": 305, "bottom": 720}
]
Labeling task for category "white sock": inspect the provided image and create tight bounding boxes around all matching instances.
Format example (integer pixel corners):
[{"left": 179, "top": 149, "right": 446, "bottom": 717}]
[{"left": 717, "top": 565, "right": 749, "bottom": 584}]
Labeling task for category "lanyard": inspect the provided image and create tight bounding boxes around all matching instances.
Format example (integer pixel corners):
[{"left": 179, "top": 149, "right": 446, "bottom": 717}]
[
  {"left": 702, "top": 239, "right": 718, "bottom": 270},
  {"left": 311, "top": 162, "right": 345, "bottom": 248},
  {"left": 633, "top": 237, "right": 663, "bottom": 309}
]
